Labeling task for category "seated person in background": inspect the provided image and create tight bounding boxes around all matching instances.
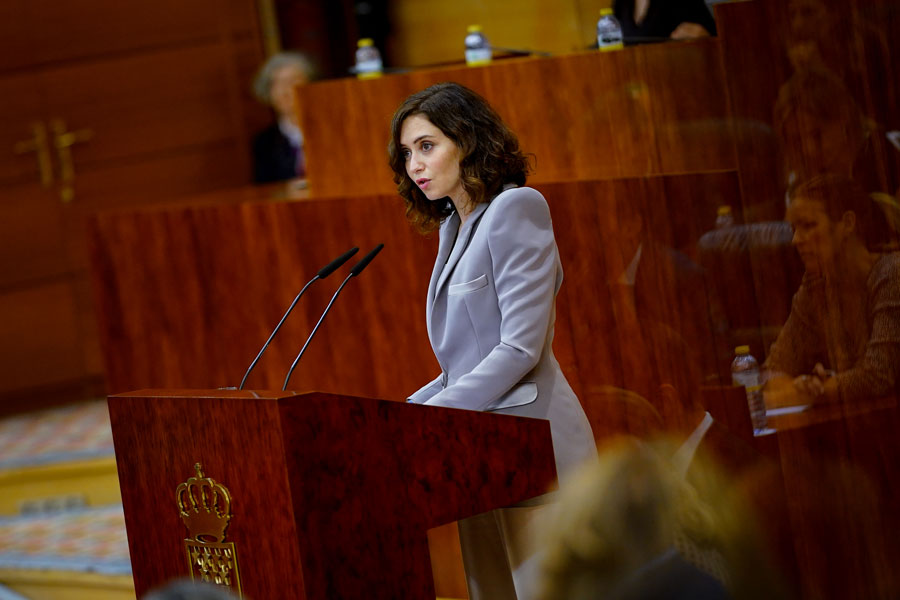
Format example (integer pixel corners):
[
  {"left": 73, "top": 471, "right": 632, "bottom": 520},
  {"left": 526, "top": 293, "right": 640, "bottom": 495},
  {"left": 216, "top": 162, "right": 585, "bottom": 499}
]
[
  {"left": 614, "top": 0, "right": 717, "bottom": 43},
  {"left": 764, "top": 174, "right": 900, "bottom": 407},
  {"left": 251, "top": 52, "right": 314, "bottom": 183}
]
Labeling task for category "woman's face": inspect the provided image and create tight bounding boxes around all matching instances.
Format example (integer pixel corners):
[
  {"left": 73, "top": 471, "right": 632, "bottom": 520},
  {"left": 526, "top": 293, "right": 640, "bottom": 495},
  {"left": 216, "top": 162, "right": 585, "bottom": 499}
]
[
  {"left": 399, "top": 114, "right": 466, "bottom": 208},
  {"left": 787, "top": 196, "right": 846, "bottom": 275},
  {"left": 270, "top": 64, "right": 308, "bottom": 119}
]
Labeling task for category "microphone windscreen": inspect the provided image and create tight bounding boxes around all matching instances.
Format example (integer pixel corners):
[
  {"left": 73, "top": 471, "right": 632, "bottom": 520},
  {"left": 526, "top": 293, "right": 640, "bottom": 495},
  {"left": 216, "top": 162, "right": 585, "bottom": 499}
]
[
  {"left": 318, "top": 247, "right": 359, "bottom": 278},
  {"left": 349, "top": 243, "right": 384, "bottom": 277}
]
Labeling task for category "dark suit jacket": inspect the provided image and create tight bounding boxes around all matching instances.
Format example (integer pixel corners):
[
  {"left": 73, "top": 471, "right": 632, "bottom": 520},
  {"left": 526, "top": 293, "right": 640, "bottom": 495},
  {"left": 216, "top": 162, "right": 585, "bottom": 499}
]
[
  {"left": 614, "top": 0, "right": 717, "bottom": 43},
  {"left": 252, "top": 123, "right": 300, "bottom": 183}
]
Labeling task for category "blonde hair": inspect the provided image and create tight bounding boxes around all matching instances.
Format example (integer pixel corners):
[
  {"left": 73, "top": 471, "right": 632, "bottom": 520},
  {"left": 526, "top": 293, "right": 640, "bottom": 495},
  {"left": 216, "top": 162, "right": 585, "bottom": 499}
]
[{"left": 535, "top": 437, "right": 786, "bottom": 600}]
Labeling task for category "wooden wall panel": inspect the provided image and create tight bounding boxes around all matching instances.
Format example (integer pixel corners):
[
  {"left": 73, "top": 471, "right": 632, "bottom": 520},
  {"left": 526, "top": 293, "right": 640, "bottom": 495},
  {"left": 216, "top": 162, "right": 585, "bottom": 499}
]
[
  {"left": 88, "top": 173, "right": 749, "bottom": 406},
  {"left": 716, "top": 0, "right": 900, "bottom": 222},
  {"left": 43, "top": 46, "right": 244, "bottom": 167},
  {"left": 0, "top": 0, "right": 263, "bottom": 74},
  {"left": 0, "top": 186, "right": 68, "bottom": 287},
  {"left": 387, "top": 0, "right": 610, "bottom": 68},
  {"left": 0, "top": 0, "right": 268, "bottom": 405},
  {"left": 297, "top": 41, "right": 734, "bottom": 198},
  {"left": 0, "top": 280, "right": 86, "bottom": 391},
  {"left": 716, "top": 0, "right": 792, "bottom": 223},
  {"left": 91, "top": 173, "right": 900, "bottom": 597},
  {"left": 89, "top": 194, "right": 438, "bottom": 398}
]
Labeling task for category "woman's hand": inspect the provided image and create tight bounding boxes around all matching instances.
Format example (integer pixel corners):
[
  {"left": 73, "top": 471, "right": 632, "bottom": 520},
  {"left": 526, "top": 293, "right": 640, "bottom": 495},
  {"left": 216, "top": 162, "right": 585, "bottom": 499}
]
[
  {"left": 670, "top": 22, "right": 711, "bottom": 40},
  {"left": 793, "top": 374, "right": 824, "bottom": 398},
  {"left": 792, "top": 363, "right": 836, "bottom": 402}
]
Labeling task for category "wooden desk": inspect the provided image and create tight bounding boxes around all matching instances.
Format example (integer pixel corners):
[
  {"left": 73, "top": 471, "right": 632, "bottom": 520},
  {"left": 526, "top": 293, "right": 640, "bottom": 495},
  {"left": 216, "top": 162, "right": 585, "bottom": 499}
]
[
  {"left": 763, "top": 396, "right": 898, "bottom": 433},
  {"left": 758, "top": 398, "right": 900, "bottom": 599},
  {"left": 297, "top": 41, "right": 734, "bottom": 198}
]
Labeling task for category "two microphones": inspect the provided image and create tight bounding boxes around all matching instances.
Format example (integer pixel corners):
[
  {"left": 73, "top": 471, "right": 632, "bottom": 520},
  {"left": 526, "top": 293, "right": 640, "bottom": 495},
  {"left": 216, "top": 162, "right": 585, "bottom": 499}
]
[{"left": 238, "top": 243, "right": 384, "bottom": 391}]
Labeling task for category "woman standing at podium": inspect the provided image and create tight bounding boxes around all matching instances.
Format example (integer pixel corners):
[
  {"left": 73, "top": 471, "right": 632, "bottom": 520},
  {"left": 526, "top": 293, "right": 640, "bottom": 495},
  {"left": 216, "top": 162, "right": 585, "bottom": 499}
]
[{"left": 389, "top": 82, "right": 596, "bottom": 600}]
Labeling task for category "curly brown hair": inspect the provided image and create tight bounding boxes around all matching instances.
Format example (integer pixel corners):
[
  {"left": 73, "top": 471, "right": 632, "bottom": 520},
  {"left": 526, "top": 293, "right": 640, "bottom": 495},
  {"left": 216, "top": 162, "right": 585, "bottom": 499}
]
[{"left": 387, "top": 82, "right": 532, "bottom": 233}]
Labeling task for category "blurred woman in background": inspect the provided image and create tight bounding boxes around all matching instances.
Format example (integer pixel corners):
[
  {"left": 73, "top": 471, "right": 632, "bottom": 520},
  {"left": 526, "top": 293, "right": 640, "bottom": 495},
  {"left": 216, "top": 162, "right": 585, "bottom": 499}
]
[
  {"left": 764, "top": 174, "right": 900, "bottom": 406},
  {"left": 251, "top": 52, "right": 314, "bottom": 184}
]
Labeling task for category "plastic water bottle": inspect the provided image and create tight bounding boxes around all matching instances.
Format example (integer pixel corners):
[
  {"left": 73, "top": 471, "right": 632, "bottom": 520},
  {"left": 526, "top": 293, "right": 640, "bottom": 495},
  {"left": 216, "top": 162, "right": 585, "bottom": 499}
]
[
  {"left": 355, "top": 38, "right": 383, "bottom": 79},
  {"left": 597, "top": 8, "right": 624, "bottom": 52},
  {"left": 465, "top": 25, "right": 492, "bottom": 66},
  {"left": 715, "top": 205, "right": 735, "bottom": 229},
  {"left": 731, "top": 345, "right": 767, "bottom": 433}
]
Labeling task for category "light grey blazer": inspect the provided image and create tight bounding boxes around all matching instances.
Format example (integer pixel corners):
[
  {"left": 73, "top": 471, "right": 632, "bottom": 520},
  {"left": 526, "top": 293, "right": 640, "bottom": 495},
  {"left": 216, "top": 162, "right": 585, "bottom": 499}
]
[{"left": 408, "top": 186, "right": 596, "bottom": 479}]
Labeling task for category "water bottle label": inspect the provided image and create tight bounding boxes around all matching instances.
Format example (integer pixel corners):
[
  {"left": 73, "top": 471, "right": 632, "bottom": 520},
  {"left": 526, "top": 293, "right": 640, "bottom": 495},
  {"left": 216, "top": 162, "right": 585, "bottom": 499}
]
[
  {"left": 732, "top": 372, "right": 759, "bottom": 388},
  {"left": 356, "top": 59, "right": 382, "bottom": 79},
  {"left": 466, "top": 48, "right": 492, "bottom": 66},
  {"left": 598, "top": 35, "right": 624, "bottom": 51}
]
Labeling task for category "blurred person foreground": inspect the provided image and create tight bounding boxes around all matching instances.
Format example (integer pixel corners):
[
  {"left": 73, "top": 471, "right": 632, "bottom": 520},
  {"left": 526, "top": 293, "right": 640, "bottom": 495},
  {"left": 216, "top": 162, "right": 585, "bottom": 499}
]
[
  {"left": 534, "top": 437, "right": 788, "bottom": 600},
  {"left": 143, "top": 579, "right": 241, "bottom": 600}
]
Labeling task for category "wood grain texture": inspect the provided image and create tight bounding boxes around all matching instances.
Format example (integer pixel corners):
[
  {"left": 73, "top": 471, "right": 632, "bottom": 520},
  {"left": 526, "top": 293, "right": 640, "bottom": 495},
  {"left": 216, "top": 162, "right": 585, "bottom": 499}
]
[
  {"left": 90, "top": 193, "right": 437, "bottom": 398},
  {"left": 109, "top": 389, "right": 555, "bottom": 599},
  {"left": 297, "top": 41, "right": 734, "bottom": 198},
  {"left": 0, "top": 0, "right": 268, "bottom": 404},
  {"left": 715, "top": 0, "right": 793, "bottom": 224},
  {"left": 92, "top": 174, "right": 900, "bottom": 597},
  {"left": 388, "top": 0, "right": 610, "bottom": 68},
  {"left": 108, "top": 390, "right": 307, "bottom": 599},
  {"left": 770, "top": 402, "right": 900, "bottom": 598},
  {"left": 89, "top": 174, "right": 749, "bottom": 405}
]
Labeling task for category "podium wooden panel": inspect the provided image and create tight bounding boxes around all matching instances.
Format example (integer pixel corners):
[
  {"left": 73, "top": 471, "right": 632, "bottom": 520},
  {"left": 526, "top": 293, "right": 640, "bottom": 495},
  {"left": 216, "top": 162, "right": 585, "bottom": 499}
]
[{"left": 108, "top": 389, "right": 557, "bottom": 599}]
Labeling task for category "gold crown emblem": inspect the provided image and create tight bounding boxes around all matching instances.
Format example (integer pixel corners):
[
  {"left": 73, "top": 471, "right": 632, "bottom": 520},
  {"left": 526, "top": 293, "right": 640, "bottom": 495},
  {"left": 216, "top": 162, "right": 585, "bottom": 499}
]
[{"left": 176, "top": 463, "right": 232, "bottom": 543}]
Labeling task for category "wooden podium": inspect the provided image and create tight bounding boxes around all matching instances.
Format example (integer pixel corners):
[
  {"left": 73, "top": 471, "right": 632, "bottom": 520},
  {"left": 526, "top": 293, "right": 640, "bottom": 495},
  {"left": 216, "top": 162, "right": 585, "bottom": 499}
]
[{"left": 108, "top": 389, "right": 557, "bottom": 599}]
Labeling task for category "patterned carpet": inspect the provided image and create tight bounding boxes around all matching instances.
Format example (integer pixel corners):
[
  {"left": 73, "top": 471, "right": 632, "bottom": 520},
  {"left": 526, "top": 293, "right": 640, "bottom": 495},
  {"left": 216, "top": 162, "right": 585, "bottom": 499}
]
[
  {"left": 0, "top": 401, "right": 114, "bottom": 470},
  {"left": 0, "top": 505, "right": 130, "bottom": 575},
  {"left": 0, "top": 401, "right": 130, "bottom": 576}
]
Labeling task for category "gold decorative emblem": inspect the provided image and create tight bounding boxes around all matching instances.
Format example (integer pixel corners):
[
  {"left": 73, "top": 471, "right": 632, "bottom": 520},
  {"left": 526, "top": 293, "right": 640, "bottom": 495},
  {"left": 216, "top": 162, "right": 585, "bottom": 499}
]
[{"left": 176, "top": 463, "right": 242, "bottom": 596}]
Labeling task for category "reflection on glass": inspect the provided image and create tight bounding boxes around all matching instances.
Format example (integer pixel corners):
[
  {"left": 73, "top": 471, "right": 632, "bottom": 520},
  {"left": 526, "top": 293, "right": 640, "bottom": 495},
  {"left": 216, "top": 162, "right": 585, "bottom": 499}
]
[{"left": 764, "top": 174, "right": 900, "bottom": 406}]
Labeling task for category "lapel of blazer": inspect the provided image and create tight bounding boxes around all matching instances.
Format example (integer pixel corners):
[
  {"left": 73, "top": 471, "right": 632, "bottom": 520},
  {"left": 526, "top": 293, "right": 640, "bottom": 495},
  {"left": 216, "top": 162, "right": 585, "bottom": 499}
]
[
  {"left": 434, "top": 201, "right": 491, "bottom": 301},
  {"left": 426, "top": 211, "right": 458, "bottom": 345}
]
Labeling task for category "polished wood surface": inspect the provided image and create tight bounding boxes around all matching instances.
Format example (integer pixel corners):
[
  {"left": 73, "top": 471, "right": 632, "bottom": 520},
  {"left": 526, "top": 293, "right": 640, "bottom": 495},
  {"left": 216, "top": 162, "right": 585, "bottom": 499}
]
[
  {"left": 0, "top": 0, "right": 268, "bottom": 403},
  {"left": 297, "top": 40, "right": 733, "bottom": 198},
  {"left": 90, "top": 193, "right": 435, "bottom": 398},
  {"left": 764, "top": 400, "right": 900, "bottom": 598},
  {"left": 388, "top": 0, "right": 609, "bottom": 68},
  {"left": 91, "top": 171, "right": 900, "bottom": 597},
  {"left": 89, "top": 174, "right": 745, "bottom": 402},
  {"left": 717, "top": 0, "right": 900, "bottom": 222},
  {"left": 109, "top": 389, "right": 556, "bottom": 599},
  {"left": 82, "top": 1, "right": 900, "bottom": 596}
]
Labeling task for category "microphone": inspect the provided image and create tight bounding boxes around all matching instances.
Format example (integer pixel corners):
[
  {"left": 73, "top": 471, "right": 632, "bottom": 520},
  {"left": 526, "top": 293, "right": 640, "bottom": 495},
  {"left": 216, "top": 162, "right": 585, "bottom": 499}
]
[
  {"left": 238, "top": 246, "right": 359, "bottom": 390},
  {"left": 282, "top": 243, "right": 384, "bottom": 390}
]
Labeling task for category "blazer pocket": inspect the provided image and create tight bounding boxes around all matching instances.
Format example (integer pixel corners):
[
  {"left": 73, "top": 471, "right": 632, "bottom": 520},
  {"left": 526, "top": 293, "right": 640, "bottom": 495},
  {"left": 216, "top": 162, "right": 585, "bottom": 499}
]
[
  {"left": 486, "top": 382, "right": 538, "bottom": 412},
  {"left": 448, "top": 274, "right": 488, "bottom": 296}
]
